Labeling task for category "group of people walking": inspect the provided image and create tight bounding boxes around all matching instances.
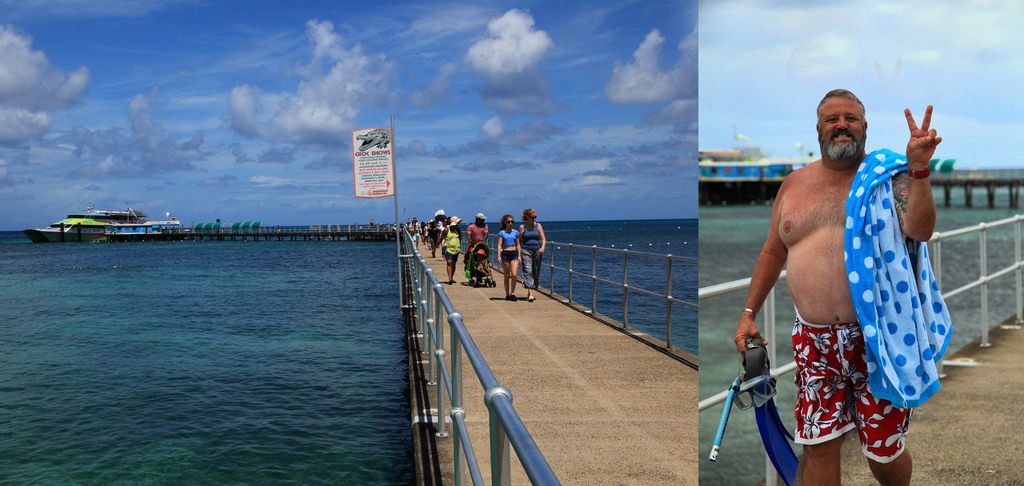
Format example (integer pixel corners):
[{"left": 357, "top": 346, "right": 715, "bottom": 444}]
[{"left": 411, "top": 208, "right": 546, "bottom": 302}]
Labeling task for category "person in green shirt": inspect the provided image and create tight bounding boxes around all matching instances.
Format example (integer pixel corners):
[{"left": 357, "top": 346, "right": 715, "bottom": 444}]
[{"left": 442, "top": 217, "right": 462, "bottom": 284}]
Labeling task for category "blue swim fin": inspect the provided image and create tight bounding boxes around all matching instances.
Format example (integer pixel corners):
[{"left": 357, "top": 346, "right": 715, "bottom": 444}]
[{"left": 755, "top": 397, "right": 799, "bottom": 486}]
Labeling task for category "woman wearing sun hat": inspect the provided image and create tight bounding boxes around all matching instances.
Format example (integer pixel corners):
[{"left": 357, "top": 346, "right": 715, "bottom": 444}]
[{"left": 442, "top": 216, "right": 462, "bottom": 284}]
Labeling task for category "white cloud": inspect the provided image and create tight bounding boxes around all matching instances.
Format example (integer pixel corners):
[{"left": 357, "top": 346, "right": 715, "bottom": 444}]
[
  {"left": 464, "top": 9, "right": 555, "bottom": 114},
  {"left": 642, "top": 98, "right": 697, "bottom": 134},
  {"left": 577, "top": 174, "right": 622, "bottom": 186},
  {"left": 249, "top": 175, "right": 292, "bottom": 187},
  {"left": 0, "top": 24, "right": 89, "bottom": 146},
  {"left": 225, "top": 20, "right": 395, "bottom": 145},
  {"left": 67, "top": 89, "right": 206, "bottom": 177},
  {"left": 226, "top": 84, "right": 264, "bottom": 138},
  {"left": 481, "top": 116, "right": 504, "bottom": 139},
  {"left": 465, "top": 9, "right": 553, "bottom": 77},
  {"left": 604, "top": 28, "right": 689, "bottom": 104}
]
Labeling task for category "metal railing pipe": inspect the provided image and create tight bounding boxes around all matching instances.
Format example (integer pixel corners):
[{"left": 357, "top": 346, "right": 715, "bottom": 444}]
[
  {"left": 622, "top": 250, "right": 630, "bottom": 328},
  {"left": 539, "top": 241, "right": 697, "bottom": 349},
  {"left": 591, "top": 246, "right": 598, "bottom": 314},
  {"left": 1018, "top": 216, "right": 1023, "bottom": 324},
  {"left": 980, "top": 224, "right": 991, "bottom": 347},
  {"left": 666, "top": 256, "right": 674, "bottom": 349}
]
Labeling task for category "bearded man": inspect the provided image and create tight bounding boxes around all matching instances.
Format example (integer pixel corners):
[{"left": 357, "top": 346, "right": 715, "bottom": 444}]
[{"left": 734, "top": 89, "right": 951, "bottom": 486}]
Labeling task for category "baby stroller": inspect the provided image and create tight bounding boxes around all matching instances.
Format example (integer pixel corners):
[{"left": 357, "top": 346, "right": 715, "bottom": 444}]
[{"left": 465, "top": 241, "right": 497, "bottom": 288}]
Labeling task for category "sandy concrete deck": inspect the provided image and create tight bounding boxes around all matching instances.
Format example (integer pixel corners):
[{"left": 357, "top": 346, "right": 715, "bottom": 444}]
[{"left": 413, "top": 247, "right": 698, "bottom": 485}]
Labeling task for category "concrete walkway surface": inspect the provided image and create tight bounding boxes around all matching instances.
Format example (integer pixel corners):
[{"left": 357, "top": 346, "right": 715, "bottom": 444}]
[{"left": 415, "top": 247, "right": 698, "bottom": 485}]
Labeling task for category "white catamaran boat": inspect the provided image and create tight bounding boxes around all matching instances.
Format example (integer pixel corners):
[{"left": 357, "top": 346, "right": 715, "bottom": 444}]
[{"left": 22, "top": 207, "right": 178, "bottom": 242}]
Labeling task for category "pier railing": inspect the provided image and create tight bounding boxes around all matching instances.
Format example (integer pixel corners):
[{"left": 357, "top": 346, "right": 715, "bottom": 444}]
[
  {"left": 188, "top": 223, "right": 395, "bottom": 234},
  {"left": 698, "top": 214, "right": 1024, "bottom": 486},
  {"left": 537, "top": 241, "right": 698, "bottom": 352},
  {"left": 401, "top": 229, "right": 559, "bottom": 486}
]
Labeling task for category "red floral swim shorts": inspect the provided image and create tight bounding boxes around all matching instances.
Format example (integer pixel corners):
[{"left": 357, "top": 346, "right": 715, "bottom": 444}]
[{"left": 792, "top": 317, "right": 912, "bottom": 463}]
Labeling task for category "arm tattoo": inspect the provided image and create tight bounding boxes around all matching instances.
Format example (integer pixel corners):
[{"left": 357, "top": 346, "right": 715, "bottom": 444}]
[{"left": 892, "top": 172, "right": 910, "bottom": 229}]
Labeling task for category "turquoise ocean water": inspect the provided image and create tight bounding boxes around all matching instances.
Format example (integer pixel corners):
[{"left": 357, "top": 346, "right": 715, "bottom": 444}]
[
  {"left": 699, "top": 187, "right": 1024, "bottom": 485},
  {"left": 0, "top": 219, "right": 694, "bottom": 484}
]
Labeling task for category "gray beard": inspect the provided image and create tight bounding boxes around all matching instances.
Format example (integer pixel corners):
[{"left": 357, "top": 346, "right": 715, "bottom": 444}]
[{"left": 821, "top": 136, "right": 865, "bottom": 161}]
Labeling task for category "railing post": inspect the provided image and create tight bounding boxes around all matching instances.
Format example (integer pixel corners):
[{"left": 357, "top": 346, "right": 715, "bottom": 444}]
[
  {"left": 622, "top": 250, "right": 630, "bottom": 328},
  {"left": 980, "top": 224, "right": 991, "bottom": 347},
  {"left": 765, "top": 286, "right": 777, "bottom": 369},
  {"left": 929, "top": 236, "right": 946, "bottom": 379},
  {"left": 450, "top": 313, "right": 465, "bottom": 485},
  {"left": 435, "top": 283, "right": 448, "bottom": 438},
  {"left": 591, "top": 246, "right": 598, "bottom": 314},
  {"left": 665, "top": 255, "right": 674, "bottom": 349},
  {"left": 549, "top": 246, "right": 555, "bottom": 296},
  {"left": 489, "top": 400, "right": 511, "bottom": 486},
  {"left": 568, "top": 245, "right": 574, "bottom": 303},
  {"left": 451, "top": 315, "right": 464, "bottom": 411},
  {"left": 1016, "top": 216, "right": 1022, "bottom": 324},
  {"left": 765, "top": 285, "right": 778, "bottom": 486}
]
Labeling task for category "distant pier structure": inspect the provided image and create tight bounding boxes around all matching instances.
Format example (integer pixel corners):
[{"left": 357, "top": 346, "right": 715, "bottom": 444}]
[
  {"left": 105, "top": 222, "right": 397, "bottom": 242},
  {"left": 933, "top": 168, "right": 1023, "bottom": 209},
  {"left": 701, "top": 153, "right": 1020, "bottom": 209},
  {"left": 698, "top": 148, "right": 809, "bottom": 205}
]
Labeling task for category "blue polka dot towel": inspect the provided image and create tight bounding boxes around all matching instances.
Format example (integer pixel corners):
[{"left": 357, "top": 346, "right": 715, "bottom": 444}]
[{"left": 845, "top": 149, "right": 952, "bottom": 408}]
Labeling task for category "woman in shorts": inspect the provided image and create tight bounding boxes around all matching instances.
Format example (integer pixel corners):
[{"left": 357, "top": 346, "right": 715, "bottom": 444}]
[{"left": 497, "top": 214, "right": 521, "bottom": 301}]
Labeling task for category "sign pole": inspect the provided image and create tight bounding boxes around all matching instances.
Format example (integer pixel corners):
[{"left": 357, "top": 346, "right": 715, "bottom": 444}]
[{"left": 391, "top": 115, "right": 403, "bottom": 308}]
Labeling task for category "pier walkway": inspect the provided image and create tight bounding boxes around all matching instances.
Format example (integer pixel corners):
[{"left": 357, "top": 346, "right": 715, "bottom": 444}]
[{"left": 413, "top": 244, "right": 698, "bottom": 484}]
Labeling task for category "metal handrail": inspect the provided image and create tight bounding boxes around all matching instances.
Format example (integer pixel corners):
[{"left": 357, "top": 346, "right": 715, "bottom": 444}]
[
  {"left": 400, "top": 228, "right": 559, "bottom": 486},
  {"left": 698, "top": 214, "right": 1024, "bottom": 485},
  {"left": 187, "top": 224, "right": 396, "bottom": 233},
  {"left": 528, "top": 240, "right": 697, "bottom": 350}
]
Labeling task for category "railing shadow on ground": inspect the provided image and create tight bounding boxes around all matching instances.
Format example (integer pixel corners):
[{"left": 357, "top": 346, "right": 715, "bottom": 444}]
[
  {"left": 698, "top": 214, "right": 1024, "bottom": 486},
  {"left": 401, "top": 229, "right": 559, "bottom": 486}
]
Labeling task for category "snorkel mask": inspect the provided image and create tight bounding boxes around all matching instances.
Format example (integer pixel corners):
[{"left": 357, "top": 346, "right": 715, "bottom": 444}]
[{"left": 734, "top": 337, "right": 777, "bottom": 410}]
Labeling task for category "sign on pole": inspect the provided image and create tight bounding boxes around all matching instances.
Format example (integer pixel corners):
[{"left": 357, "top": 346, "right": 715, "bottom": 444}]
[{"left": 352, "top": 127, "right": 395, "bottom": 198}]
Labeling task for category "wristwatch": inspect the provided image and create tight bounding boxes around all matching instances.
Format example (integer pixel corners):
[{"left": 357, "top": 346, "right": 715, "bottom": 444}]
[{"left": 908, "top": 167, "right": 930, "bottom": 179}]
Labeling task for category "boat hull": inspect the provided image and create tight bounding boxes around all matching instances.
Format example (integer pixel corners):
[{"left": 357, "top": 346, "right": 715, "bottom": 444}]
[{"left": 23, "top": 226, "right": 107, "bottom": 243}]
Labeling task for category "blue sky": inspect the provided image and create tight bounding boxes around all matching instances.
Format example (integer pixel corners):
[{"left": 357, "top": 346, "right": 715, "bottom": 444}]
[
  {"left": 700, "top": 0, "right": 1024, "bottom": 170},
  {"left": 0, "top": 0, "right": 695, "bottom": 230}
]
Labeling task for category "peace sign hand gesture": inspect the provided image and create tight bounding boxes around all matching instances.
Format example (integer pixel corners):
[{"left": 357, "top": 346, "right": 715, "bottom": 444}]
[{"left": 905, "top": 105, "right": 942, "bottom": 170}]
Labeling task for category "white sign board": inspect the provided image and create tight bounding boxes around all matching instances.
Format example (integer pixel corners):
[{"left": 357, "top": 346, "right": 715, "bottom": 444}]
[{"left": 352, "top": 127, "right": 395, "bottom": 198}]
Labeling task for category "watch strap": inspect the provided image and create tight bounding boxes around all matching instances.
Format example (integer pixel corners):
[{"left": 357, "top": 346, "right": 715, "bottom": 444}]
[{"left": 909, "top": 167, "right": 930, "bottom": 179}]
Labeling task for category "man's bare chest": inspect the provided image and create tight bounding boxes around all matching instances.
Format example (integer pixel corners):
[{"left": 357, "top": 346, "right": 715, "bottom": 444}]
[{"left": 778, "top": 189, "right": 849, "bottom": 248}]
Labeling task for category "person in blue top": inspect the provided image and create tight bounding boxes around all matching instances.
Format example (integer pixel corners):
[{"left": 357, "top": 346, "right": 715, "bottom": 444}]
[
  {"left": 517, "top": 208, "right": 546, "bottom": 302},
  {"left": 496, "top": 214, "right": 520, "bottom": 301}
]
